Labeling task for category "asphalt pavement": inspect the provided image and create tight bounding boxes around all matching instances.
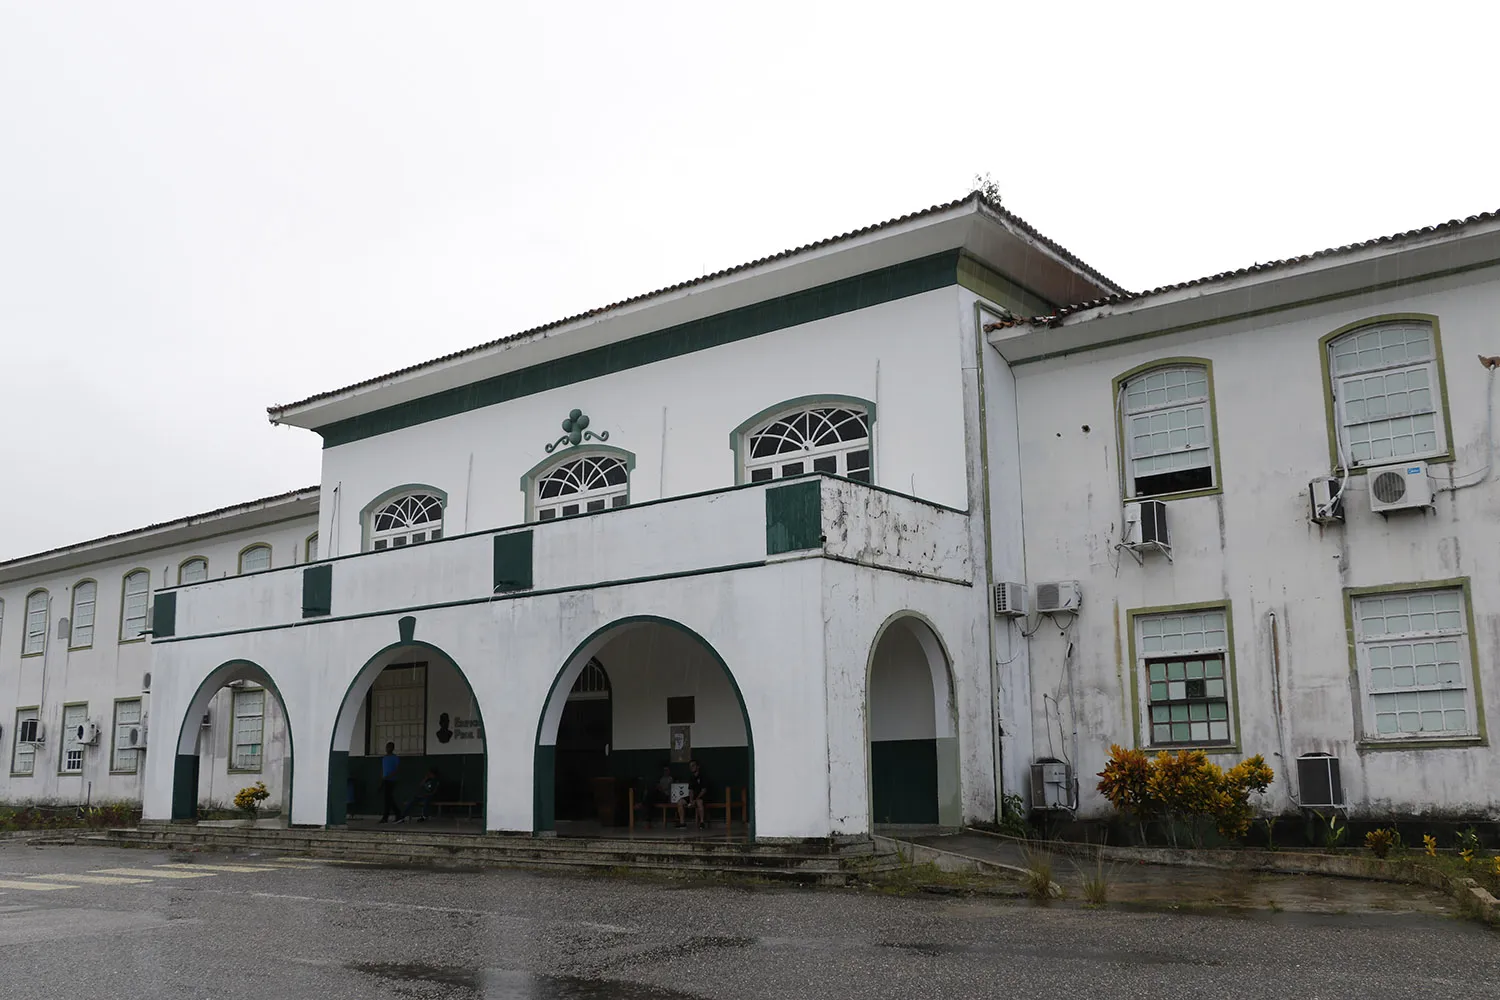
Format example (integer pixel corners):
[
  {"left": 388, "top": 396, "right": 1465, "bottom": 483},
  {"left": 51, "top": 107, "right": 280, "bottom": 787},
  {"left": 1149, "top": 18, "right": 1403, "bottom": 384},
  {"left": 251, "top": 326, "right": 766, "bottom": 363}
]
[{"left": 0, "top": 842, "right": 1495, "bottom": 999}]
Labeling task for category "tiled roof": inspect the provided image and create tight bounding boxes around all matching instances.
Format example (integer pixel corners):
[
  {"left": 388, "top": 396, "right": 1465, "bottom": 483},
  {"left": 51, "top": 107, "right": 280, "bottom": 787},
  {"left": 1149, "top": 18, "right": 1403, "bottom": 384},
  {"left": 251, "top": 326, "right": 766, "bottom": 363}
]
[
  {"left": 986, "top": 208, "right": 1500, "bottom": 332},
  {"left": 268, "top": 192, "right": 1124, "bottom": 418},
  {"left": 0, "top": 485, "right": 320, "bottom": 570}
]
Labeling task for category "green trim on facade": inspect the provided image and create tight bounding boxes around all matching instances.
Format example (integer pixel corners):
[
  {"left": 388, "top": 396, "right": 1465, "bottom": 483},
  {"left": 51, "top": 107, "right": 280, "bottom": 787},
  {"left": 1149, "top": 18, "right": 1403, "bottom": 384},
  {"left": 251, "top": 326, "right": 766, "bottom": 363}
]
[
  {"left": 1317, "top": 313, "right": 1457, "bottom": 475},
  {"left": 358, "top": 484, "right": 450, "bottom": 553},
  {"left": 533, "top": 615, "right": 755, "bottom": 838},
  {"left": 518, "top": 445, "right": 637, "bottom": 523},
  {"left": 955, "top": 252, "right": 1055, "bottom": 318},
  {"left": 1008, "top": 257, "right": 1500, "bottom": 367},
  {"left": 1124, "top": 600, "right": 1242, "bottom": 755},
  {"left": 765, "top": 480, "right": 823, "bottom": 555},
  {"left": 327, "top": 750, "right": 349, "bottom": 825},
  {"left": 870, "top": 738, "right": 939, "bottom": 824},
  {"left": 316, "top": 251, "right": 965, "bottom": 448},
  {"left": 172, "top": 753, "right": 200, "bottom": 821},
  {"left": 493, "top": 531, "right": 534, "bottom": 592},
  {"left": 729, "top": 395, "right": 877, "bottom": 486},
  {"left": 151, "top": 591, "right": 176, "bottom": 639},
  {"left": 301, "top": 564, "right": 333, "bottom": 618},
  {"left": 1341, "top": 576, "right": 1487, "bottom": 747},
  {"left": 1110, "top": 357, "right": 1225, "bottom": 503}
]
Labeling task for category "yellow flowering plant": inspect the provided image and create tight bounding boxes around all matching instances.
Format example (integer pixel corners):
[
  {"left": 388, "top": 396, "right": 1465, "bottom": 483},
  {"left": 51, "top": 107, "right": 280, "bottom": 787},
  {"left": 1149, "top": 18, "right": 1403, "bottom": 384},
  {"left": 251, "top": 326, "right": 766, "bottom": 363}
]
[
  {"left": 233, "top": 781, "right": 270, "bottom": 816},
  {"left": 1423, "top": 834, "right": 1438, "bottom": 857}
]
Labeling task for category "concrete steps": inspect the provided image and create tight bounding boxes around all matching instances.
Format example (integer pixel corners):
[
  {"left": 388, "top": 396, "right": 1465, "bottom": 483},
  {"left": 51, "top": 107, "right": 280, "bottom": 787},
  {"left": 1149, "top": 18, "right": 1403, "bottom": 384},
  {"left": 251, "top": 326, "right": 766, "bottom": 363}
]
[{"left": 75, "top": 827, "right": 904, "bottom": 886}]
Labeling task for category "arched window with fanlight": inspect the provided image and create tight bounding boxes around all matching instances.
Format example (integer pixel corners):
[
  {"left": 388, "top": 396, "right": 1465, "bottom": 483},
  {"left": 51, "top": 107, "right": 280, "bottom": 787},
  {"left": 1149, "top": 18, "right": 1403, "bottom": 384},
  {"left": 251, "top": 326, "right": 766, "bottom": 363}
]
[
  {"left": 524, "top": 450, "right": 633, "bottom": 522},
  {"left": 733, "top": 397, "right": 874, "bottom": 485},
  {"left": 363, "top": 488, "right": 446, "bottom": 551}
]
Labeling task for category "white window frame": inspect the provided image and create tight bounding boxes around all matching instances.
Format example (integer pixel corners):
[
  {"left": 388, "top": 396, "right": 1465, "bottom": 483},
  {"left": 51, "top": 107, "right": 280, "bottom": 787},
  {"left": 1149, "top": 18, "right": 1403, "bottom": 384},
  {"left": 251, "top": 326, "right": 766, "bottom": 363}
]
[
  {"left": 70, "top": 580, "right": 97, "bottom": 649},
  {"left": 22, "top": 590, "right": 47, "bottom": 657},
  {"left": 120, "top": 570, "right": 150, "bottom": 642},
  {"left": 370, "top": 493, "right": 444, "bottom": 551},
  {"left": 534, "top": 453, "right": 630, "bottom": 521},
  {"left": 239, "top": 544, "right": 272, "bottom": 574},
  {"left": 179, "top": 558, "right": 208, "bottom": 585},
  {"left": 60, "top": 703, "right": 87, "bottom": 774},
  {"left": 741, "top": 404, "right": 872, "bottom": 485},
  {"left": 1119, "top": 364, "right": 1215, "bottom": 499},
  {"left": 1352, "top": 587, "right": 1477, "bottom": 742},
  {"left": 1135, "top": 606, "right": 1235, "bottom": 749},
  {"left": 12, "top": 707, "right": 38, "bottom": 776},
  {"left": 305, "top": 533, "right": 319, "bottom": 562},
  {"left": 369, "top": 663, "right": 426, "bottom": 755},
  {"left": 230, "top": 688, "right": 266, "bottom": 772},
  {"left": 111, "top": 699, "right": 143, "bottom": 773},
  {"left": 1327, "top": 320, "right": 1446, "bottom": 469}
]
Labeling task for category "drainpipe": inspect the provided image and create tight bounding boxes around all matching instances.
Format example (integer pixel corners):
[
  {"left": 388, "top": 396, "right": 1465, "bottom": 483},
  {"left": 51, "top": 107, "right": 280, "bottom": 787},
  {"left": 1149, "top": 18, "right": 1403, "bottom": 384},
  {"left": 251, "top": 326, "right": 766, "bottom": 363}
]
[{"left": 972, "top": 303, "right": 1005, "bottom": 821}]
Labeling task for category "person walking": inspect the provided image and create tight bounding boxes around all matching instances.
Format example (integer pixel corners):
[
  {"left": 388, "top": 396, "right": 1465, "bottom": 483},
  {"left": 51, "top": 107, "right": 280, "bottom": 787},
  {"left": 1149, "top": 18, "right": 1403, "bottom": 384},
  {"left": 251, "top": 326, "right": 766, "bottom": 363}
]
[{"left": 378, "top": 742, "right": 404, "bottom": 824}]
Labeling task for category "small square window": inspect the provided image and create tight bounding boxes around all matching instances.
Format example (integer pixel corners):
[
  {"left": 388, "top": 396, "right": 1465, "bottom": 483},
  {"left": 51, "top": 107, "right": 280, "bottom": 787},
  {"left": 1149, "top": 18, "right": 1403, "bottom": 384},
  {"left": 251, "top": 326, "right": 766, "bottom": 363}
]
[{"left": 667, "top": 697, "right": 695, "bottom": 725}]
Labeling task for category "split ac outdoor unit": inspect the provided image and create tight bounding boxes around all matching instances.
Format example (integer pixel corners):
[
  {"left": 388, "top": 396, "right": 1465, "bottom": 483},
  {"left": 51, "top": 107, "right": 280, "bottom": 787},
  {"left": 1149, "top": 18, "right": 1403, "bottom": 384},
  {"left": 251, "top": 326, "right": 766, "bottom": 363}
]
[
  {"left": 1034, "top": 581, "right": 1082, "bottom": 614},
  {"left": 1122, "top": 500, "right": 1169, "bottom": 549},
  {"left": 1297, "top": 753, "right": 1344, "bottom": 808},
  {"left": 122, "top": 722, "right": 148, "bottom": 750},
  {"left": 1309, "top": 477, "right": 1345, "bottom": 524},
  {"left": 142, "top": 672, "right": 152, "bottom": 692},
  {"left": 76, "top": 721, "right": 100, "bottom": 746},
  {"left": 993, "top": 582, "right": 1029, "bottom": 618},
  {"left": 1368, "top": 461, "right": 1433, "bottom": 514}
]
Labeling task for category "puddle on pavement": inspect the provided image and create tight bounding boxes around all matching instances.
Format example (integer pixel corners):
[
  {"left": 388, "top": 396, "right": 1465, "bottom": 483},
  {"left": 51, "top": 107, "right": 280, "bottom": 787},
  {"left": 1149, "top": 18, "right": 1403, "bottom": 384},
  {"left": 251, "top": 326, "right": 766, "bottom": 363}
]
[{"left": 350, "top": 962, "right": 705, "bottom": 998}]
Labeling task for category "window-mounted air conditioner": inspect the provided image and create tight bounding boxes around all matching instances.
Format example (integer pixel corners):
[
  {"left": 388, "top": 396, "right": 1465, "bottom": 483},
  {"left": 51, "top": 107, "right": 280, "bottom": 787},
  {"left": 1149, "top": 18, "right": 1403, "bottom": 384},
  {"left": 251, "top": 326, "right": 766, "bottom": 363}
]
[
  {"left": 993, "top": 582, "right": 1029, "bottom": 618},
  {"left": 1368, "top": 461, "right": 1433, "bottom": 514},
  {"left": 1035, "top": 581, "right": 1082, "bottom": 614},
  {"left": 1309, "top": 478, "right": 1344, "bottom": 524},
  {"left": 1122, "top": 500, "right": 1169, "bottom": 549},
  {"left": 76, "top": 721, "right": 100, "bottom": 746},
  {"left": 1296, "top": 753, "right": 1344, "bottom": 808}
]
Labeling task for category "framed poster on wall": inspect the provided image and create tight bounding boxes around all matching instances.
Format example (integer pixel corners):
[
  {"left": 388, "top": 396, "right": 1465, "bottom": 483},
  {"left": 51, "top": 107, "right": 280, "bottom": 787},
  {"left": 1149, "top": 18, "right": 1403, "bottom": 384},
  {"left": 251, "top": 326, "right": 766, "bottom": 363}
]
[{"left": 669, "top": 724, "right": 691, "bottom": 763}]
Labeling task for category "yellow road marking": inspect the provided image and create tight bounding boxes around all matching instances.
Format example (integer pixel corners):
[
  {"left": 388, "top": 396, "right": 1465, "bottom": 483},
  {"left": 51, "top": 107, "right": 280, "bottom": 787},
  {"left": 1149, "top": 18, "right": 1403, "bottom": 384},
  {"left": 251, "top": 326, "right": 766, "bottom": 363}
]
[
  {"left": 155, "top": 863, "right": 277, "bottom": 873},
  {"left": 91, "top": 868, "right": 213, "bottom": 879},
  {"left": 0, "top": 879, "right": 75, "bottom": 891},
  {"left": 27, "top": 874, "right": 151, "bottom": 886}
]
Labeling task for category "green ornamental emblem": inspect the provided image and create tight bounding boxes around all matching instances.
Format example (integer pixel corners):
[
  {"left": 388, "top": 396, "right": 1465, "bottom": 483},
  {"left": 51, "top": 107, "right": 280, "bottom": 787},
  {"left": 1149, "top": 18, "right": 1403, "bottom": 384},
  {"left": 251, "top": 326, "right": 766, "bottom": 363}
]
[{"left": 545, "top": 409, "right": 610, "bottom": 453}]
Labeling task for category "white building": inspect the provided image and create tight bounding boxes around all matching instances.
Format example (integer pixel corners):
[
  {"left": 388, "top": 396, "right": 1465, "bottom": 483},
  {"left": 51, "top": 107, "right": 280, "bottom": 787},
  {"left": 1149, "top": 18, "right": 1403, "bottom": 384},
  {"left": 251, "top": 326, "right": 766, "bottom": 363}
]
[{"left": 4, "top": 195, "right": 1498, "bottom": 834}]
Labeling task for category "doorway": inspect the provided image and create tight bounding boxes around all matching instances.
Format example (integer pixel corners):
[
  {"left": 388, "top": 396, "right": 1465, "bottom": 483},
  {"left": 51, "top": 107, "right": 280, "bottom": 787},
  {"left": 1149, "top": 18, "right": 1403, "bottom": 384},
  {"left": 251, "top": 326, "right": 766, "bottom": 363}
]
[{"left": 554, "top": 658, "right": 612, "bottom": 822}]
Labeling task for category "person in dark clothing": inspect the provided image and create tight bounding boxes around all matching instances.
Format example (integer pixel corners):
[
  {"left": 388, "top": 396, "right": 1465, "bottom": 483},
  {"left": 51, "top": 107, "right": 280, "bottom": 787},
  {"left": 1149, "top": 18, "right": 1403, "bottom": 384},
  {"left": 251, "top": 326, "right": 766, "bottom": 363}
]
[
  {"left": 378, "top": 742, "right": 404, "bottom": 823},
  {"left": 403, "top": 768, "right": 440, "bottom": 822},
  {"left": 676, "top": 759, "right": 709, "bottom": 829}
]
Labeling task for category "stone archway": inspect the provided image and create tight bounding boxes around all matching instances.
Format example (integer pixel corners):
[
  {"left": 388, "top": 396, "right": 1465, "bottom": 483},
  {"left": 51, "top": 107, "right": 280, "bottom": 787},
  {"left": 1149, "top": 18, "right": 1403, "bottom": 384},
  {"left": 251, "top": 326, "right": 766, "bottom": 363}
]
[{"left": 171, "top": 660, "right": 294, "bottom": 823}]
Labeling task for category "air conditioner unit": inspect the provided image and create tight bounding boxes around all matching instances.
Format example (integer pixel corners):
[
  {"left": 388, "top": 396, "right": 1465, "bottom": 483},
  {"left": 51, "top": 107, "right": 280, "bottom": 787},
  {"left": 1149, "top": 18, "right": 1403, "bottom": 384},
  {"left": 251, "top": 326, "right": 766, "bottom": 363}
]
[
  {"left": 1309, "top": 477, "right": 1344, "bottom": 524},
  {"left": 201, "top": 711, "right": 212, "bottom": 729},
  {"left": 76, "top": 721, "right": 100, "bottom": 746},
  {"left": 142, "top": 671, "right": 152, "bottom": 692},
  {"left": 993, "top": 581, "right": 1029, "bottom": 618},
  {"left": 1296, "top": 753, "right": 1344, "bottom": 808},
  {"left": 1029, "top": 758, "right": 1074, "bottom": 811},
  {"left": 1034, "top": 581, "right": 1082, "bottom": 614},
  {"left": 122, "top": 722, "right": 148, "bottom": 750},
  {"left": 1122, "top": 500, "right": 1169, "bottom": 549},
  {"left": 1368, "top": 461, "right": 1433, "bottom": 514}
]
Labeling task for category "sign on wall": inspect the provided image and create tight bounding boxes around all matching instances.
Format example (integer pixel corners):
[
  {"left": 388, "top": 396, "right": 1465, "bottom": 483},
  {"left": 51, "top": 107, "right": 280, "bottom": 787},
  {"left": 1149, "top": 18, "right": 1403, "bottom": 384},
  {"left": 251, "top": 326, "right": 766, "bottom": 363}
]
[{"left": 669, "top": 724, "right": 691, "bottom": 763}]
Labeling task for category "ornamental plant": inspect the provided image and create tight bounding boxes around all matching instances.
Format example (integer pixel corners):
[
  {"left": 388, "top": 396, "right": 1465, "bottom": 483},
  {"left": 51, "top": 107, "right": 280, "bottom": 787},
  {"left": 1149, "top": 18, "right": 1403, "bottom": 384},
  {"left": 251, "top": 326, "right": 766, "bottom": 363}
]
[
  {"left": 1096, "top": 745, "right": 1273, "bottom": 847},
  {"left": 1423, "top": 834, "right": 1439, "bottom": 858},
  {"left": 1365, "top": 827, "right": 1401, "bottom": 859},
  {"left": 233, "top": 781, "right": 270, "bottom": 816}
]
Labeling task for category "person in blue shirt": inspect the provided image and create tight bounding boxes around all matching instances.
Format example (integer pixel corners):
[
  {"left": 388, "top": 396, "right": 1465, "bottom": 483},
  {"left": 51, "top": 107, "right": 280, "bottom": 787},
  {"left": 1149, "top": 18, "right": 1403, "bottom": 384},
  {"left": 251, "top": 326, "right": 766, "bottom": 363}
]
[{"left": 378, "top": 742, "right": 403, "bottom": 823}]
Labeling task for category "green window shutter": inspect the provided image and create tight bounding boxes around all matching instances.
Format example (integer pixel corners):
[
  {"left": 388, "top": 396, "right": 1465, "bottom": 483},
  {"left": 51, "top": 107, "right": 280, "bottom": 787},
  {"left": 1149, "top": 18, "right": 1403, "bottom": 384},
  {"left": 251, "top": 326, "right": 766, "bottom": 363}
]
[
  {"left": 301, "top": 564, "right": 333, "bottom": 618},
  {"left": 151, "top": 591, "right": 177, "bottom": 639},
  {"left": 494, "top": 530, "right": 534, "bottom": 592},
  {"left": 765, "top": 481, "right": 823, "bottom": 555}
]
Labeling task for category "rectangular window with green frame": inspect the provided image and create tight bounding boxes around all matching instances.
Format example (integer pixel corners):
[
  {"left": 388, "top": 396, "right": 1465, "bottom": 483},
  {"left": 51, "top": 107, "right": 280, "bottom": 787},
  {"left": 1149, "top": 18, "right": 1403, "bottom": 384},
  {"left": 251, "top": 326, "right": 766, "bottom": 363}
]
[{"left": 1132, "top": 604, "right": 1236, "bottom": 748}]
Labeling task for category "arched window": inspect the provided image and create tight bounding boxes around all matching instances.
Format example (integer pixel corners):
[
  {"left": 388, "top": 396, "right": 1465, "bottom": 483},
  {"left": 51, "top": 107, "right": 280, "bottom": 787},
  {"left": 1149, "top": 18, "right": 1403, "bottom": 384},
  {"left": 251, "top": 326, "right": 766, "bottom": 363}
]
[
  {"left": 1325, "top": 318, "right": 1447, "bottom": 468},
  {"left": 370, "top": 493, "right": 444, "bottom": 550},
  {"left": 534, "top": 454, "right": 630, "bottom": 521},
  {"left": 239, "top": 544, "right": 272, "bottom": 574},
  {"left": 739, "top": 402, "right": 872, "bottom": 484},
  {"left": 179, "top": 558, "right": 208, "bottom": 585},
  {"left": 120, "top": 570, "right": 150, "bottom": 642},
  {"left": 69, "top": 580, "right": 97, "bottom": 649},
  {"left": 1117, "top": 362, "right": 1219, "bottom": 498},
  {"left": 22, "top": 590, "right": 48, "bottom": 657}
]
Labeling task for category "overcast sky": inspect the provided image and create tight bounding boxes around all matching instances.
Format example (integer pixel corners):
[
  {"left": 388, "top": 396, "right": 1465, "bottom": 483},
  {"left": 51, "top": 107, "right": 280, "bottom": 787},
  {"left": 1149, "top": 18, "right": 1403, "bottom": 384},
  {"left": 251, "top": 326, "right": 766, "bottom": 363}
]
[{"left": 2, "top": 2, "right": 1497, "bottom": 559}]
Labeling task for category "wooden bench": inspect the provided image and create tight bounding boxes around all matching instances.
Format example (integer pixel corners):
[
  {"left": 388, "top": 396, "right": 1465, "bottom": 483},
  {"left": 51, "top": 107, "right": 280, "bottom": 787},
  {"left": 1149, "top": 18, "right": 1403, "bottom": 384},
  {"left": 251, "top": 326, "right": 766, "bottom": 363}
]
[
  {"left": 627, "top": 787, "right": 748, "bottom": 832},
  {"left": 432, "top": 800, "right": 479, "bottom": 819}
]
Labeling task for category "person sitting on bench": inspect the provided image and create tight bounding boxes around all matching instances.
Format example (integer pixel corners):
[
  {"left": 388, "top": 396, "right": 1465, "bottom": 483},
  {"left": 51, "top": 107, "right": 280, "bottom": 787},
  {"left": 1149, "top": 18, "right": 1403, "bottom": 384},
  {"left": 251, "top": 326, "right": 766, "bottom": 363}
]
[
  {"left": 676, "top": 759, "right": 709, "bottom": 830},
  {"left": 402, "top": 768, "right": 440, "bottom": 822}
]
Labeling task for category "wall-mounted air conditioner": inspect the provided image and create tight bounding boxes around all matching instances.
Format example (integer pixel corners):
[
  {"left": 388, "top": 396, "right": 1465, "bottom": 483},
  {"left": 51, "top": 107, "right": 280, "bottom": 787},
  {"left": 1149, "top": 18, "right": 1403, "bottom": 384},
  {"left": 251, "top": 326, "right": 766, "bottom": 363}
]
[
  {"left": 76, "top": 721, "right": 100, "bottom": 746},
  {"left": 1368, "top": 461, "right": 1433, "bottom": 514},
  {"left": 1297, "top": 753, "right": 1344, "bottom": 808},
  {"left": 121, "top": 722, "right": 148, "bottom": 750},
  {"left": 1309, "top": 477, "right": 1344, "bottom": 524},
  {"left": 1122, "top": 500, "right": 1169, "bottom": 550},
  {"left": 993, "top": 582, "right": 1029, "bottom": 618},
  {"left": 142, "top": 672, "right": 152, "bottom": 692},
  {"left": 1035, "top": 581, "right": 1082, "bottom": 614}
]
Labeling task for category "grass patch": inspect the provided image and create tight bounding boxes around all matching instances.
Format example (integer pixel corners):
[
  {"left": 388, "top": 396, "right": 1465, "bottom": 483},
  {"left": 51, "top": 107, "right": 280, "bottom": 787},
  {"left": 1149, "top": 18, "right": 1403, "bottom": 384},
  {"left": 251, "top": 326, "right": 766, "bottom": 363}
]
[{"left": 1021, "top": 843, "right": 1060, "bottom": 903}]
